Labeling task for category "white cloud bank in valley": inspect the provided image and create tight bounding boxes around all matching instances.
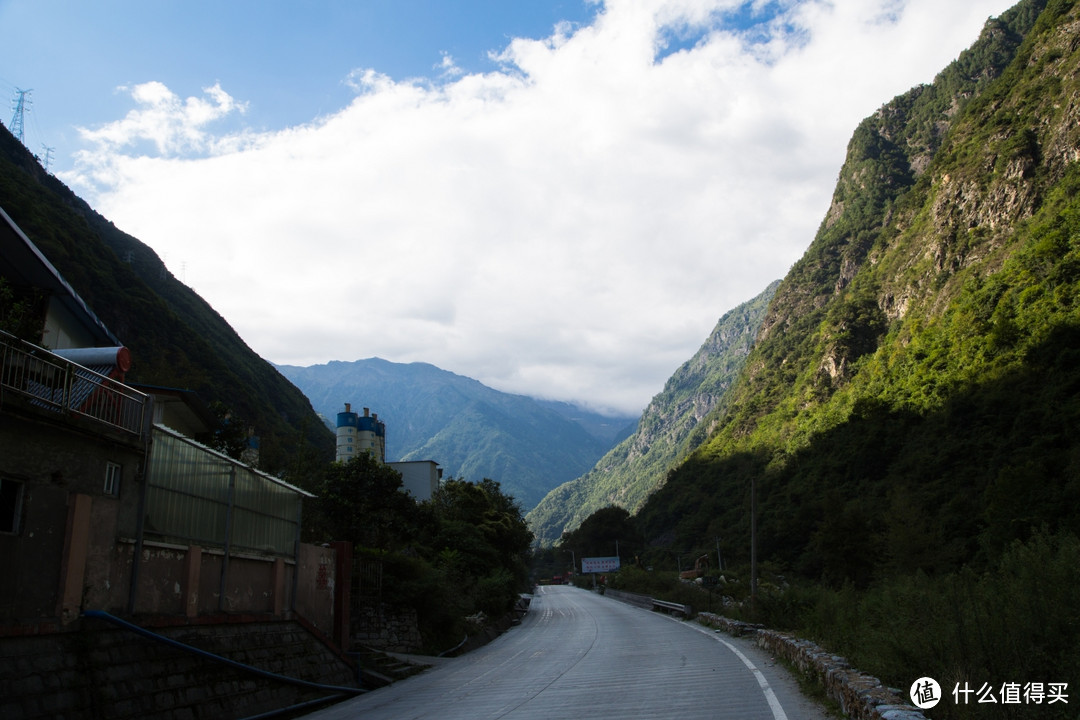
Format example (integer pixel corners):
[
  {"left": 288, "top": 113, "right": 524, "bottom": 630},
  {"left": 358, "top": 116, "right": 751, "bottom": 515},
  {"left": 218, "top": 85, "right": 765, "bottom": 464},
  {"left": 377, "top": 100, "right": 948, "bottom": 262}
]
[{"left": 63, "top": 0, "right": 1015, "bottom": 416}]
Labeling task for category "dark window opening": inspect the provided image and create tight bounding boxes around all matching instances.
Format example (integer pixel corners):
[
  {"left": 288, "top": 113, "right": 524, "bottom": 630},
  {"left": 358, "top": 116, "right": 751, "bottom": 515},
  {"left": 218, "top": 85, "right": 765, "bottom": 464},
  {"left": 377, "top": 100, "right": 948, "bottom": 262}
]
[{"left": 0, "top": 478, "right": 24, "bottom": 534}]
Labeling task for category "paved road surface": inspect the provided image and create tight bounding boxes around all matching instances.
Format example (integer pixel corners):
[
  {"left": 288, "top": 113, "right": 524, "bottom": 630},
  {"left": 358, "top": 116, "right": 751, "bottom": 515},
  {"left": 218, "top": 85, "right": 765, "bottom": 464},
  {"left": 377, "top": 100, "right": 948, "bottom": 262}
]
[{"left": 300, "top": 585, "right": 833, "bottom": 720}]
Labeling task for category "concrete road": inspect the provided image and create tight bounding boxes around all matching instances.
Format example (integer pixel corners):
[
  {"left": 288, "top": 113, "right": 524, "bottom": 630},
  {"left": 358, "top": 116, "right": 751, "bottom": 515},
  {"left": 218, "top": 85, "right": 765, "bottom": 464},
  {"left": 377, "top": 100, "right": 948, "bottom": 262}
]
[{"left": 300, "top": 585, "right": 833, "bottom": 720}]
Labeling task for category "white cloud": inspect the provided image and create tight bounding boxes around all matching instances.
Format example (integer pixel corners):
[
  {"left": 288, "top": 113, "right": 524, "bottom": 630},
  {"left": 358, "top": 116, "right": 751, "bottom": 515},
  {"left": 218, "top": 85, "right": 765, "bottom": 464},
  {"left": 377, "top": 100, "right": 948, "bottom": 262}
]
[
  {"left": 77, "top": 81, "right": 247, "bottom": 155},
  {"left": 62, "top": 0, "right": 1016, "bottom": 416}
]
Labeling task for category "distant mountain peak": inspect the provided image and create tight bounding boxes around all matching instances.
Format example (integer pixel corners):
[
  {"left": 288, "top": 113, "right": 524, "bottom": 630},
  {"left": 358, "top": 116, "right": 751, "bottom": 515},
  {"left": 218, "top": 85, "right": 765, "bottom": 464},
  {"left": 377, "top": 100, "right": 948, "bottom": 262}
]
[
  {"left": 277, "top": 357, "right": 635, "bottom": 511},
  {"left": 527, "top": 280, "right": 779, "bottom": 544}
]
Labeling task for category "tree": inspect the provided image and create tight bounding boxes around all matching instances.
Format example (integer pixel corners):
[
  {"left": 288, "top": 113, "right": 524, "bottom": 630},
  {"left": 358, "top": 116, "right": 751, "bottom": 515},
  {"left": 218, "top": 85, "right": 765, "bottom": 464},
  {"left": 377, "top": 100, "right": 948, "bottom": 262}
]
[
  {"left": 0, "top": 277, "right": 45, "bottom": 342},
  {"left": 559, "top": 505, "right": 638, "bottom": 563},
  {"left": 200, "top": 400, "right": 250, "bottom": 461},
  {"left": 307, "top": 453, "right": 420, "bottom": 549},
  {"left": 422, "top": 478, "right": 533, "bottom": 616}
]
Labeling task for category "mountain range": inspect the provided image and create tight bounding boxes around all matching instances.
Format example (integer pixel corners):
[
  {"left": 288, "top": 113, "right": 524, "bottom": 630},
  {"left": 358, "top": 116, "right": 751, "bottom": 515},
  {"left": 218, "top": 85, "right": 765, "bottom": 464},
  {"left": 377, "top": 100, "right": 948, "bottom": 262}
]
[
  {"left": 5, "top": 0, "right": 1075, "bottom": 701},
  {"left": 629, "top": 0, "right": 1075, "bottom": 581},
  {"left": 597, "top": 0, "right": 1080, "bottom": 698},
  {"left": 4, "top": 0, "right": 1076, "bottom": 626},
  {"left": 527, "top": 280, "right": 779, "bottom": 543},
  {"left": 277, "top": 358, "right": 635, "bottom": 510}
]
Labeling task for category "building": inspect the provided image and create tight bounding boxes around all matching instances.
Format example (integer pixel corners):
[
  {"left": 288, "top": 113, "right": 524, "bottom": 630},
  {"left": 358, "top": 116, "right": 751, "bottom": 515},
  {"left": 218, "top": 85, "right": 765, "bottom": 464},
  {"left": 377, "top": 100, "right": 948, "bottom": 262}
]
[
  {"left": 0, "top": 201, "right": 361, "bottom": 718},
  {"left": 387, "top": 460, "right": 443, "bottom": 502},
  {"left": 334, "top": 403, "right": 443, "bottom": 501},
  {"left": 0, "top": 204, "right": 320, "bottom": 625},
  {"left": 335, "top": 403, "right": 386, "bottom": 463}
]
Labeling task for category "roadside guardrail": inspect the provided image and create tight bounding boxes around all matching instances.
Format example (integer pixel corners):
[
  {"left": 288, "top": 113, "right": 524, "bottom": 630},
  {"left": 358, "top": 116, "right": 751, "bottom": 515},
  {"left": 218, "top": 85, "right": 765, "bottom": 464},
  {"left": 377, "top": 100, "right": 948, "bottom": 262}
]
[{"left": 650, "top": 598, "right": 692, "bottom": 617}]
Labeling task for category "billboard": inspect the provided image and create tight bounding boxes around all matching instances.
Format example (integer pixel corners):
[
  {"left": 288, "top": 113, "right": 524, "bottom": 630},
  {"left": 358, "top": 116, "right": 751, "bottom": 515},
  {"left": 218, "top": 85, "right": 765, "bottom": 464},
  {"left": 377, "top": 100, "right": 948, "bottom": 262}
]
[{"left": 581, "top": 556, "right": 620, "bottom": 574}]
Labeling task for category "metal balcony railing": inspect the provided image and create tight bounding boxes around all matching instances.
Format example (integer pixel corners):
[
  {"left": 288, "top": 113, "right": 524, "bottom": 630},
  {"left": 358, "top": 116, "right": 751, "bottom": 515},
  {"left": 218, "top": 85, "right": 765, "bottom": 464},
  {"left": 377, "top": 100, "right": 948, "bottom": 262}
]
[{"left": 0, "top": 330, "right": 148, "bottom": 437}]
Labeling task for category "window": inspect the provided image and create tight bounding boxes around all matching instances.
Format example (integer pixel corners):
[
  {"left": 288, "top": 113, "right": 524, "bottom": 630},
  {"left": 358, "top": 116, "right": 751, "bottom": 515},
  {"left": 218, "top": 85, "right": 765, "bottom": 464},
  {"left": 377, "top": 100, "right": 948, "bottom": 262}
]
[
  {"left": 0, "top": 478, "right": 23, "bottom": 534},
  {"left": 104, "top": 462, "right": 122, "bottom": 496}
]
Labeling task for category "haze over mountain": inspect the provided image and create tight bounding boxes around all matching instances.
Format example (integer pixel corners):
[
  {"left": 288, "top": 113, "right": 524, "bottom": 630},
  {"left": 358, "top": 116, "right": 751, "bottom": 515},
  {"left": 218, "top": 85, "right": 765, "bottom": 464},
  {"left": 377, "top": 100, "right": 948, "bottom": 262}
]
[
  {"left": 0, "top": 125, "right": 634, "bottom": 513},
  {"left": 277, "top": 358, "right": 636, "bottom": 511},
  {"left": 631, "top": 0, "right": 1070, "bottom": 575},
  {"left": 528, "top": 280, "right": 779, "bottom": 544},
  {"left": 537, "top": 0, "right": 1080, "bottom": 702},
  {"left": 5, "top": 0, "right": 1077, "bottom": 705}
]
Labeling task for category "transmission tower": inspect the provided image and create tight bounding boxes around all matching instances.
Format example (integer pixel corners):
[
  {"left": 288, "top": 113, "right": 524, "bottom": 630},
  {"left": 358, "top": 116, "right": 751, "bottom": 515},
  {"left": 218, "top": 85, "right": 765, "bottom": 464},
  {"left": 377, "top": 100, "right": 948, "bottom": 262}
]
[
  {"left": 41, "top": 145, "right": 54, "bottom": 173},
  {"left": 9, "top": 88, "right": 32, "bottom": 143}
]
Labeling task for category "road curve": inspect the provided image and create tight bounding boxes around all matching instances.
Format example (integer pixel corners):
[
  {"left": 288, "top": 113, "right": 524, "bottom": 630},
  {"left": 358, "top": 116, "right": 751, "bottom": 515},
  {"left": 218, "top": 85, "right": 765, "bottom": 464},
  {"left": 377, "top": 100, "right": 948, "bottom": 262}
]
[{"left": 300, "top": 585, "right": 832, "bottom": 720}]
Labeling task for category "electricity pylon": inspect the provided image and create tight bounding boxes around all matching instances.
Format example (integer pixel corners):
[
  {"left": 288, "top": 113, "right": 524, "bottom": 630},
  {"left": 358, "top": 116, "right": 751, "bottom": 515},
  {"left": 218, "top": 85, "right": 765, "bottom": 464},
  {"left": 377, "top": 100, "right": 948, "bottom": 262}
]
[{"left": 10, "top": 88, "right": 32, "bottom": 143}]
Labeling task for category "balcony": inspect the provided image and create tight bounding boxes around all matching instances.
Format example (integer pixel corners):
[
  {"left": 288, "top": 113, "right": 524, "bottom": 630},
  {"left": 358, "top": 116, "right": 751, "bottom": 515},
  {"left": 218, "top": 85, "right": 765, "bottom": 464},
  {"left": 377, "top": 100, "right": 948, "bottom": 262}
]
[{"left": 0, "top": 330, "right": 148, "bottom": 437}]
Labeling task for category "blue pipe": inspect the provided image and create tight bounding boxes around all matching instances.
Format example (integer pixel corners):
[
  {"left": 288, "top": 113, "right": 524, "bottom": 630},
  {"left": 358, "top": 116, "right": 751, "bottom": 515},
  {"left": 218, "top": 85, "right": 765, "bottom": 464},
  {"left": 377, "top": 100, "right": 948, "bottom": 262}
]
[
  {"left": 81, "top": 610, "right": 364, "bottom": 697},
  {"left": 438, "top": 633, "right": 469, "bottom": 657},
  {"left": 238, "top": 693, "right": 350, "bottom": 720}
]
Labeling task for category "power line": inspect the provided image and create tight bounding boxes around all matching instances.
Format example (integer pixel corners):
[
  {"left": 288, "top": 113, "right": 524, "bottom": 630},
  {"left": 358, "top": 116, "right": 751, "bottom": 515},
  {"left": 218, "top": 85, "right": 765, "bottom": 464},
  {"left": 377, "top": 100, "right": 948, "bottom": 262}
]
[{"left": 9, "top": 88, "right": 32, "bottom": 144}]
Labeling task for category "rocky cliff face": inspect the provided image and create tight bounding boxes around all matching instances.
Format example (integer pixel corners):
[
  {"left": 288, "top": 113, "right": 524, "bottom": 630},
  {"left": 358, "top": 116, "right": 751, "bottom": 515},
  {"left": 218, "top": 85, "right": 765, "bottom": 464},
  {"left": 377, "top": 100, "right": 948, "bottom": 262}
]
[
  {"left": 737, "top": 0, "right": 1052, "bottom": 412},
  {"left": 635, "top": 0, "right": 1080, "bottom": 581},
  {"left": 528, "top": 0, "right": 1060, "bottom": 546},
  {"left": 527, "top": 281, "right": 778, "bottom": 544}
]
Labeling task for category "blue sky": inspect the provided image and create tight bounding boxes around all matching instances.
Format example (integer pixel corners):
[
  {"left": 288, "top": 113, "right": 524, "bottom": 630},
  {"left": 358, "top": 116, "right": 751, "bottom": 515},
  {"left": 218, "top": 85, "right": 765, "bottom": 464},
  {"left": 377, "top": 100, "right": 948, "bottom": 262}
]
[
  {"left": 0, "top": 0, "right": 1018, "bottom": 415},
  {"left": 0, "top": 1, "right": 600, "bottom": 168}
]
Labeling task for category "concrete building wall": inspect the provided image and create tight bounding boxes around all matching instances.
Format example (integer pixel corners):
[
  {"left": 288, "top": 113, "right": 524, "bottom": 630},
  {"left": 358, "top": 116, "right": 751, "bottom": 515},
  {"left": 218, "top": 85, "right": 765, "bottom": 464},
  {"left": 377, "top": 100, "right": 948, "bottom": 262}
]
[
  {"left": 335, "top": 404, "right": 385, "bottom": 464},
  {"left": 1, "top": 395, "right": 326, "bottom": 628},
  {"left": 0, "top": 404, "right": 144, "bottom": 624},
  {"left": 387, "top": 461, "right": 441, "bottom": 502},
  {"left": 295, "top": 543, "right": 337, "bottom": 638}
]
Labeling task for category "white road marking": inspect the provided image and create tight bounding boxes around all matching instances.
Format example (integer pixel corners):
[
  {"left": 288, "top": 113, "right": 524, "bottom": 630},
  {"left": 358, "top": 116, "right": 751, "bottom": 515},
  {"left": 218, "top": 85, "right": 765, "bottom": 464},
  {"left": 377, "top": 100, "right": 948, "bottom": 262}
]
[{"left": 679, "top": 618, "right": 790, "bottom": 720}]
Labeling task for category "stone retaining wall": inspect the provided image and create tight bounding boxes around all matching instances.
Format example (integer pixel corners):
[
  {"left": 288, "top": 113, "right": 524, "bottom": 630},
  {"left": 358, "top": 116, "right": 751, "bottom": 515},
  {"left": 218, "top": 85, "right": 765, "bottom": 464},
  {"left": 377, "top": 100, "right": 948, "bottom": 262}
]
[
  {"left": 0, "top": 617, "right": 358, "bottom": 720},
  {"left": 351, "top": 603, "right": 424, "bottom": 653},
  {"left": 697, "top": 612, "right": 927, "bottom": 720}
]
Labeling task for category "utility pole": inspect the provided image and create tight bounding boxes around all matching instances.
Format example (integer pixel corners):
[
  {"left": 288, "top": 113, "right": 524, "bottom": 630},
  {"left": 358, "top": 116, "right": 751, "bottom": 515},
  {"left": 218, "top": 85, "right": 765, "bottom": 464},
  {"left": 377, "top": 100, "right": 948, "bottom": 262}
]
[
  {"left": 750, "top": 476, "right": 758, "bottom": 617},
  {"left": 10, "top": 88, "right": 32, "bottom": 144}
]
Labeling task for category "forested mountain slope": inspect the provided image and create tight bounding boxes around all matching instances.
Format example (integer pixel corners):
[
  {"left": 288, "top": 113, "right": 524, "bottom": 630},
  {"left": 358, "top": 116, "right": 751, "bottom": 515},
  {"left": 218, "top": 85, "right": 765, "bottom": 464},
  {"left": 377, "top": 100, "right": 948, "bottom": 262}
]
[
  {"left": 278, "top": 358, "right": 632, "bottom": 510},
  {"left": 623, "top": 2, "right": 1080, "bottom": 704},
  {"left": 638, "top": 0, "right": 1071, "bottom": 580},
  {"left": 527, "top": 281, "right": 778, "bottom": 544},
  {"left": 0, "top": 125, "right": 333, "bottom": 477}
]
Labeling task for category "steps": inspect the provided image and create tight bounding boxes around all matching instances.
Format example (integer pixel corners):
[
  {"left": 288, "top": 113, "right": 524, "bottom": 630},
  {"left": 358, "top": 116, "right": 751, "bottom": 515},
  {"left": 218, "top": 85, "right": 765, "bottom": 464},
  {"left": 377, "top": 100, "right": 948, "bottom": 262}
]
[{"left": 351, "top": 646, "right": 430, "bottom": 688}]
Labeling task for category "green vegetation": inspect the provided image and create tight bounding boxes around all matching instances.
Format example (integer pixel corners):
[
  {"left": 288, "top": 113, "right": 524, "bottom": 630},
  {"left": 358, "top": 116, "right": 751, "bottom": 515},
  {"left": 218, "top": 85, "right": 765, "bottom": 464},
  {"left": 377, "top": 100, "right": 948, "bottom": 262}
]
[
  {"left": 527, "top": 280, "right": 779, "bottom": 545},
  {"left": 307, "top": 456, "right": 534, "bottom": 651},
  {"left": 798, "top": 531, "right": 1080, "bottom": 717},
  {"left": 0, "top": 276, "right": 45, "bottom": 341},
  {"left": 0, "top": 126, "right": 334, "bottom": 478},
  {"left": 278, "top": 358, "right": 626, "bottom": 511},
  {"left": 545, "top": 2, "right": 1079, "bottom": 717},
  {"left": 635, "top": 0, "right": 1075, "bottom": 577}
]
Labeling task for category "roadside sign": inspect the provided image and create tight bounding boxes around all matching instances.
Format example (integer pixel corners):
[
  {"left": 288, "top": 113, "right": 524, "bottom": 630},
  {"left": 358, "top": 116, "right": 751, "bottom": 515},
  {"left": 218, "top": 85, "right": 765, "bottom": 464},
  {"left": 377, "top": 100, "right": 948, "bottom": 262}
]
[{"left": 581, "top": 556, "right": 620, "bottom": 573}]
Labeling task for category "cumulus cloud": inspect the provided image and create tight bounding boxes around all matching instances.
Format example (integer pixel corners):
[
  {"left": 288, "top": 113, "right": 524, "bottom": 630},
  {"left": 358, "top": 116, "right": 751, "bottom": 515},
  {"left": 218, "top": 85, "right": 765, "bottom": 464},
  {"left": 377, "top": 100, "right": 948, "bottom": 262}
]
[
  {"left": 62, "top": 0, "right": 1014, "bottom": 416},
  {"left": 77, "top": 81, "right": 247, "bottom": 155}
]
